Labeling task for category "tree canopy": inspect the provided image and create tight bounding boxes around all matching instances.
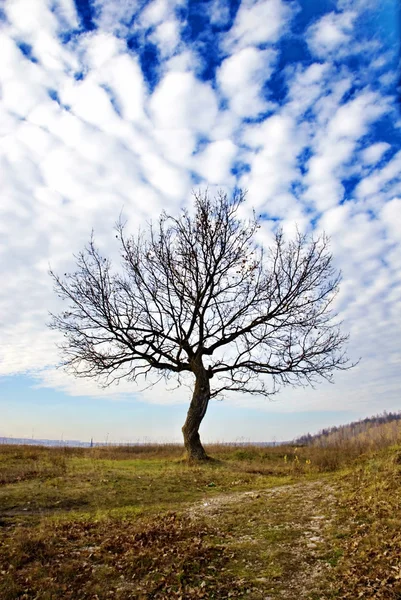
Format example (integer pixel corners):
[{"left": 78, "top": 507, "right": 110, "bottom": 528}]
[{"left": 50, "top": 190, "right": 352, "bottom": 459}]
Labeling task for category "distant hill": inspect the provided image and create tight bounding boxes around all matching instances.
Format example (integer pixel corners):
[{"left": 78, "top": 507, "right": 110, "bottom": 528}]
[
  {"left": 0, "top": 437, "right": 286, "bottom": 448},
  {"left": 0, "top": 437, "right": 91, "bottom": 447},
  {"left": 295, "top": 411, "right": 401, "bottom": 447}
]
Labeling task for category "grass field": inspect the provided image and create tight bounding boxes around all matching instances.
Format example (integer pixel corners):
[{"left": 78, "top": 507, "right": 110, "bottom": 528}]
[{"left": 1, "top": 438, "right": 401, "bottom": 599}]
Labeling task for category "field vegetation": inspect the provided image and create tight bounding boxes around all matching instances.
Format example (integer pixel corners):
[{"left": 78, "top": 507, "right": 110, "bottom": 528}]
[{"left": 1, "top": 418, "right": 401, "bottom": 599}]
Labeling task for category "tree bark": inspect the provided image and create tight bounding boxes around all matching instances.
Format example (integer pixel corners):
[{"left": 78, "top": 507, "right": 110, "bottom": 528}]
[{"left": 182, "top": 358, "right": 210, "bottom": 461}]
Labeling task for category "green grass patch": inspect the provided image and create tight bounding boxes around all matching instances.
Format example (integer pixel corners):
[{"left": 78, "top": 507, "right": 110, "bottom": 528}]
[{"left": 2, "top": 441, "right": 401, "bottom": 598}]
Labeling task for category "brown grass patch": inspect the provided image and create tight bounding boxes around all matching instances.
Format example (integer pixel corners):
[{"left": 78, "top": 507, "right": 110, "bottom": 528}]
[
  {"left": 317, "top": 451, "right": 401, "bottom": 599},
  {"left": 0, "top": 512, "right": 241, "bottom": 599}
]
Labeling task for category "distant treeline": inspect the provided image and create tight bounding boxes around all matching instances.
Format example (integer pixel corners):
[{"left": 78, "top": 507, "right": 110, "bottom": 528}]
[
  {"left": 296, "top": 411, "right": 401, "bottom": 447},
  {"left": 0, "top": 437, "right": 287, "bottom": 448}
]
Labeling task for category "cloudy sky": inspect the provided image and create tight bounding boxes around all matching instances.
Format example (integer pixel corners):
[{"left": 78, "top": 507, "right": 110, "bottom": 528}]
[{"left": 1, "top": 0, "right": 401, "bottom": 444}]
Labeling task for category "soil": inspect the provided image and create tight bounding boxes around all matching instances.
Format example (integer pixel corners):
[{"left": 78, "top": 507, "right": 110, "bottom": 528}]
[{"left": 187, "top": 479, "right": 338, "bottom": 599}]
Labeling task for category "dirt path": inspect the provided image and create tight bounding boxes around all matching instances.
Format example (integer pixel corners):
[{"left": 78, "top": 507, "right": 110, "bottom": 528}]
[{"left": 187, "top": 479, "right": 338, "bottom": 599}]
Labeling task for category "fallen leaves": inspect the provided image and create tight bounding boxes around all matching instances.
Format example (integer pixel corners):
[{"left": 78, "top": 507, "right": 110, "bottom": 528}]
[
  {"left": 320, "top": 459, "right": 401, "bottom": 599},
  {"left": 0, "top": 511, "right": 242, "bottom": 599}
]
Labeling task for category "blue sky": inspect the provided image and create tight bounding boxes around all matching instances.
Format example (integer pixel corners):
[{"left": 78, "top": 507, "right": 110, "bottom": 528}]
[{"left": 1, "top": 0, "right": 401, "bottom": 443}]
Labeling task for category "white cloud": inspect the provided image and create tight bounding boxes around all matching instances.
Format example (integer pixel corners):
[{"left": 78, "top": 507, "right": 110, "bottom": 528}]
[
  {"left": 361, "top": 142, "right": 391, "bottom": 166},
  {"left": 83, "top": 32, "right": 123, "bottom": 69},
  {"left": 165, "top": 49, "right": 202, "bottom": 74},
  {"left": 2, "top": 78, "right": 49, "bottom": 119},
  {"left": 140, "top": 150, "right": 191, "bottom": 198},
  {"left": 5, "top": 0, "right": 79, "bottom": 75},
  {"left": 5, "top": 0, "right": 59, "bottom": 37},
  {"left": 150, "top": 20, "right": 180, "bottom": 58},
  {"left": 91, "top": 0, "right": 142, "bottom": 33},
  {"left": 210, "top": 0, "right": 231, "bottom": 27},
  {"left": 356, "top": 151, "right": 401, "bottom": 201},
  {"left": 285, "top": 62, "right": 332, "bottom": 117},
  {"left": 240, "top": 112, "right": 307, "bottom": 215},
  {"left": 224, "top": 0, "right": 293, "bottom": 51},
  {"left": 307, "top": 10, "right": 356, "bottom": 57},
  {"left": 0, "top": 35, "right": 52, "bottom": 119},
  {"left": 303, "top": 91, "right": 390, "bottom": 211},
  {"left": 140, "top": 0, "right": 171, "bottom": 26},
  {"left": 53, "top": 0, "right": 79, "bottom": 29},
  {"left": 382, "top": 197, "right": 401, "bottom": 240},
  {"left": 102, "top": 54, "right": 147, "bottom": 122},
  {"left": 193, "top": 139, "right": 237, "bottom": 184},
  {"left": 1, "top": 0, "right": 401, "bottom": 440},
  {"left": 150, "top": 71, "right": 218, "bottom": 133},
  {"left": 327, "top": 92, "right": 387, "bottom": 139},
  {"left": 153, "top": 128, "right": 196, "bottom": 167},
  {"left": 304, "top": 138, "right": 354, "bottom": 210},
  {"left": 91, "top": 0, "right": 183, "bottom": 62},
  {"left": 61, "top": 78, "right": 122, "bottom": 129},
  {"left": 138, "top": 0, "right": 182, "bottom": 58},
  {"left": 217, "top": 47, "right": 276, "bottom": 117}
]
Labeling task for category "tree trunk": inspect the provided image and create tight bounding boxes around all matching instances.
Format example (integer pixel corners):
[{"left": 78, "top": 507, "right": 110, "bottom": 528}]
[{"left": 182, "top": 358, "right": 210, "bottom": 461}]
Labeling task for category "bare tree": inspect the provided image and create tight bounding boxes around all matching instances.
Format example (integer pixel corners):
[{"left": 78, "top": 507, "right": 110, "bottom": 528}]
[{"left": 49, "top": 190, "right": 352, "bottom": 460}]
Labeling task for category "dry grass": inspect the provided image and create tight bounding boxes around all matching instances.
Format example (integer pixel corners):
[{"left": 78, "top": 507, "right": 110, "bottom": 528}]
[
  {"left": 1, "top": 432, "right": 401, "bottom": 599},
  {"left": 317, "top": 449, "right": 401, "bottom": 599},
  {"left": 305, "top": 414, "right": 401, "bottom": 451},
  {"left": 0, "top": 512, "right": 238, "bottom": 599}
]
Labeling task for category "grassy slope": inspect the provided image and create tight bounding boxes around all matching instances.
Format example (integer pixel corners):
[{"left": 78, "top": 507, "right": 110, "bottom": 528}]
[{"left": 0, "top": 441, "right": 401, "bottom": 599}]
